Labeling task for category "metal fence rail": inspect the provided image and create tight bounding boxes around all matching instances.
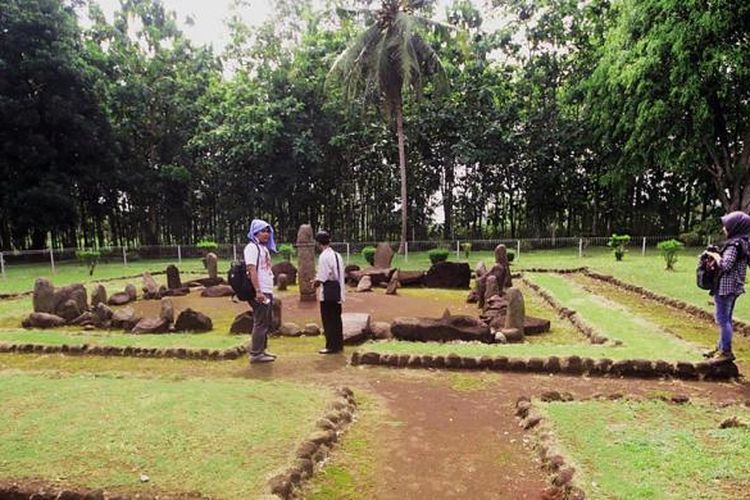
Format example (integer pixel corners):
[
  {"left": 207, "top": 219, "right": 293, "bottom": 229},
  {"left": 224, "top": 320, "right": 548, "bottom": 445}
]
[{"left": 0, "top": 235, "right": 695, "bottom": 280}]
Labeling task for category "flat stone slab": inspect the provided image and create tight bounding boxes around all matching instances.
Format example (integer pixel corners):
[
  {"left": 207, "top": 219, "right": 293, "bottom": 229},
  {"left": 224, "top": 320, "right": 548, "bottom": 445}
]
[
  {"left": 391, "top": 315, "right": 493, "bottom": 343},
  {"left": 342, "top": 313, "right": 372, "bottom": 345}
]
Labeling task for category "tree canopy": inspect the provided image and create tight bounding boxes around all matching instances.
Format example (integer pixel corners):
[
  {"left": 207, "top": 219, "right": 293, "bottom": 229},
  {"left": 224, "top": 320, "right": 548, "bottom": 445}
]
[{"left": 0, "top": 0, "right": 745, "bottom": 250}]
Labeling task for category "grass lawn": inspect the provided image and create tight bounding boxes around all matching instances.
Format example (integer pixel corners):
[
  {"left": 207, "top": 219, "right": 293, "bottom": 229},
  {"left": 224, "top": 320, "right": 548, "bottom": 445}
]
[
  {"left": 0, "top": 371, "right": 332, "bottom": 498},
  {"left": 540, "top": 399, "right": 750, "bottom": 499},
  {"left": 365, "top": 272, "right": 702, "bottom": 362}
]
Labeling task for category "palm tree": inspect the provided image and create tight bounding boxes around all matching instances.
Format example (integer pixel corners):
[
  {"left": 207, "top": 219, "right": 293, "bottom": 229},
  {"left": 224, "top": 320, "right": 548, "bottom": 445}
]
[{"left": 327, "top": 0, "right": 447, "bottom": 252}]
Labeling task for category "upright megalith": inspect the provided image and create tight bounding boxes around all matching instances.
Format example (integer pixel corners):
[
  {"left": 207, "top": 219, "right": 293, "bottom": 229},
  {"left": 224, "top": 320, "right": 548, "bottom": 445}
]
[
  {"left": 166, "top": 265, "right": 182, "bottom": 289},
  {"left": 373, "top": 243, "right": 394, "bottom": 269},
  {"left": 296, "top": 224, "right": 317, "bottom": 302},
  {"left": 33, "top": 278, "right": 55, "bottom": 313},
  {"left": 206, "top": 253, "right": 218, "bottom": 280}
]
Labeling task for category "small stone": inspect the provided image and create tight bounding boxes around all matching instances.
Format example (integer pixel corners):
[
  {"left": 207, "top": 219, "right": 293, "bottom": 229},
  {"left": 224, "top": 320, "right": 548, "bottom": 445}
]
[
  {"left": 719, "top": 416, "right": 747, "bottom": 429},
  {"left": 139, "top": 474, "right": 150, "bottom": 483}
]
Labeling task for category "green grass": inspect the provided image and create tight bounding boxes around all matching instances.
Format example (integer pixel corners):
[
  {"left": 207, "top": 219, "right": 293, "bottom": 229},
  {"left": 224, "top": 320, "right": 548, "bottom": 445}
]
[
  {"left": 304, "top": 393, "right": 384, "bottom": 499},
  {"left": 0, "top": 371, "right": 332, "bottom": 498},
  {"left": 569, "top": 273, "right": 750, "bottom": 367},
  {"left": 366, "top": 272, "right": 702, "bottom": 362},
  {"left": 0, "top": 329, "right": 245, "bottom": 350},
  {"left": 541, "top": 399, "right": 750, "bottom": 499}
]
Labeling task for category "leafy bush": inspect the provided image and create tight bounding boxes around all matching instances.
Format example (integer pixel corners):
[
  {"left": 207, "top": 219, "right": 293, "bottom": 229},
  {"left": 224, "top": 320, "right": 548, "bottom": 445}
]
[
  {"left": 361, "top": 246, "right": 376, "bottom": 266},
  {"left": 460, "top": 242, "right": 472, "bottom": 260},
  {"left": 657, "top": 239, "right": 684, "bottom": 270},
  {"left": 278, "top": 243, "right": 294, "bottom": 261},
  {"left": 678, "top": 231, "right": 703, "bottom": 247},
  {"left": 196, "top": 239, "right": 218, "bottom": 251},
  {"left": 428, "top": 248, "right": 450, "bottom": 265},
  {"left": 507, "top": 250, "right": 515, "bottom": 263},
  {"left": 607, "top": 234, "right": 631, "bottom": 261},
  {"left": 75, "top": 248, "right": 101, "bottom": 276}
]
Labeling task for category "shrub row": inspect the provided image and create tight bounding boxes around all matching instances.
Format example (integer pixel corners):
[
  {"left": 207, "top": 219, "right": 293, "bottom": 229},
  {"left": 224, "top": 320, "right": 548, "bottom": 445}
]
[
  {"left": 269, "top": 387, "right": 357, "bottom": 499},
  {"left": 582, "top": 269, "right": 750, "bottom": 337},
  {"left": 520, "top": 276, "right": 611, "bottom": 345},
  {"left": 0, "top": 342, "right": 246, "bottom": 361},
  {"left": 350, "top": 351, "right": 739, "bottom": 381}
]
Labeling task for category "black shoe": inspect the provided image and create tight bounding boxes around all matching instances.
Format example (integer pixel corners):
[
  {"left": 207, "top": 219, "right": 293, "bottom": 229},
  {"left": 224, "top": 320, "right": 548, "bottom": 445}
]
[
  {"left": 703, "top": 348, "right": 718, "bottom": 359},
  {"left": 714, "top": 351, "right": 736, "bottom": 362}
]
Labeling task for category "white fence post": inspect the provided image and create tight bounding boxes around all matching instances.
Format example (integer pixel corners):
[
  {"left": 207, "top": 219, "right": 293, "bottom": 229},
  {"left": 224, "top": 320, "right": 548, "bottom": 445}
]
[
  {"left": 49, "top": 245, "right": 55, "bottom": 274},
  {"left": 122, "top": 246, "right": 128, "bottom": 266},
  {"left": 405, "top": 241, "right": 409, "bottom": 262},
  {"left": 177, "top": 245, "right": 182, "bottom": 264},
  {"left": 642, "top": 237, "right": 646, "bottom": 257},
  {"left": 456, "top": 240, "right": 460, "bottom": 259},
  {"left": 0, "top": 251, "right": 5, "bottom": 279},
  {"left": 579, "top": 238, "right": 583, "bottom": 258},
  {"left": 346, "top": 243, "right": 350, "bottom": 264},
  {"left": 517, "top": 240, "right": 521, "bottom": 261},
  {"left": 233, "top": 244, "right": 237, "bottom": 262}
]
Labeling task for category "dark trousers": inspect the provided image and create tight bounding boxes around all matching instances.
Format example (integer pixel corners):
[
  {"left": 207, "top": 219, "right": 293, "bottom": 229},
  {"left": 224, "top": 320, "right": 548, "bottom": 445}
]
[
  {"left": 248, "top": 293, "right": 272, "bottom": 355},
  {"left": 320, "top": 301, "right": 343, "bottom": 352}
]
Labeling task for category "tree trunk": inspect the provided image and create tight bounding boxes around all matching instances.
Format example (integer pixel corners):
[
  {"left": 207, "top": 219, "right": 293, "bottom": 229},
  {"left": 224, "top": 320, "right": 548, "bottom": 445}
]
[
  {"left": 442, "top": 155, "right": 454, "bottom": 240},
  {"left": 396, "top": 101, "right": 408, "bottom": 254}
]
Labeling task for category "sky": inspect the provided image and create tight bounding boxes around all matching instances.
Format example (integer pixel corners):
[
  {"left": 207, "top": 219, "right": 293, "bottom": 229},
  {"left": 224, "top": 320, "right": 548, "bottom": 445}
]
[{"left": 90, "top": 0, "right": 492, "bottom": 53}]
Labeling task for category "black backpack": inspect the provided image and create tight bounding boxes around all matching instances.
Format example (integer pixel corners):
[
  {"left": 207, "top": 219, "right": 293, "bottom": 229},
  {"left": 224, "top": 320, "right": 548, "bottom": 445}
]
[
  {"left": 696, "top": 253, "right": 719, "bottom": 291},
  {"left": 228, "top": 243, "right": 260, "bottom": 301},
  {"left": 696, "top": 239, "right": 747, "bottom": 292}
]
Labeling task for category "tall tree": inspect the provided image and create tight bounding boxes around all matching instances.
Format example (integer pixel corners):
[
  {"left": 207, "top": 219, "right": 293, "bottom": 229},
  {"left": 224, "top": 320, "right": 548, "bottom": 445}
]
[
  {"left": 586, "top": 0, "right": 750, "bottom": 212},
  {"left": 327, "top": 0, "right": 447, "bottom": 251}
]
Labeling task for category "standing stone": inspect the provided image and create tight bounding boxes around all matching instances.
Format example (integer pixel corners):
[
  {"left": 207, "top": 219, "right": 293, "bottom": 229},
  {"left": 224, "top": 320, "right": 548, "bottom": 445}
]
[
  {"left": 493, "top": 244, "right": 513, "bottom": 289},
  {"left": 356, "top": 275, "right": 373, "bottom": 293},
  {"left": 94, "top": 302, "right": 114, "bottom": 326},
  {"left": 58, "top": 299, "right": 82, "bottom": 323},
  {"left": 373, "top": 242, "right": 394, "bottom": 269},
  {"left": 504, "top": 287, "right": 525, "bottom": 330},
  {"left": 296, "top": 224, "right": 316, "bottom": 302},
  {"left": 386, "top": 270, "right": 400, "bottom": 295},
  {"left": 91, "top": 284, "right": 107, "bottom": 308},
  {"left": 206, "top": 253, "right": 218, "bottom": 280},
  {"left": 272, "top": 261, "right": 297, "bottom": 285},
  {"left": 160, "top": 297, "right": 174, "bottom": 324},
  {"left": 52, "top": 284, "right": 87, "bottom": 317},
  {"left": 33, "top": 278, "right": 55, "bottom": 313},
  {"left": 277, "top": 273, "right": 289, "bottom": 291},
  {"left": 142, "top": 273, "right": 159, "bottom": 299},
  {"left": 125, "top": 284, "right": 137, "bottom": 301},
  {"left": 475, "top": 261, "right": 487, "bottom": 279},
  {"left": 483, "top": 275, "right": 500, "bottom": 307},
  {"left": 166, "top": 265, "right": 182, "bottom": 289}
]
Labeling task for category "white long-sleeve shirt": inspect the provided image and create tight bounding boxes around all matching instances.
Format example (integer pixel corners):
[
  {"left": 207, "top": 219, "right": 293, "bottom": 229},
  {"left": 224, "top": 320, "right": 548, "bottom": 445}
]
[{"left": 316, "top": 247, "right": 346, "bottom": 302}]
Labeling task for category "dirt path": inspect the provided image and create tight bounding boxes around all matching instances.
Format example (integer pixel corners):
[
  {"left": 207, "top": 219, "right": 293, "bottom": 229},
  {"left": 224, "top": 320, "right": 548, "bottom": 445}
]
[{"left": 237, "top": 348, "right": 749, "bottom": 499}]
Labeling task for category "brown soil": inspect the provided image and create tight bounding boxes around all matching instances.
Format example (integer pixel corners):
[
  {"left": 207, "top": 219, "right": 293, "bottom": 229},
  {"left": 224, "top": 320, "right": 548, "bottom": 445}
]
[
  {"left": 237, "top": 345, "right": 749, "bottom": 499},
  {"left": 126, "top": 287, "right": 479, "bottom": 326}
]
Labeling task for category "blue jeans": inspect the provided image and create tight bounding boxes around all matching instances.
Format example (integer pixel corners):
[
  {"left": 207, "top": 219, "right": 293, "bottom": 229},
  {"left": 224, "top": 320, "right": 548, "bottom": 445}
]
[{"left": 714, "top": 294, "right": 738, "bottom": 353}]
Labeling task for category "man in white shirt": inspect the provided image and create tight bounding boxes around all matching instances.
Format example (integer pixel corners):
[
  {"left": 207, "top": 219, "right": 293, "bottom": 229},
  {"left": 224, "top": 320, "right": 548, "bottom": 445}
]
[
  {"left": 244, "top": 219, "right": 277, "bottom": 363},
  {"left": 313, "top": 230, "right": 345, "bottom": 354}
]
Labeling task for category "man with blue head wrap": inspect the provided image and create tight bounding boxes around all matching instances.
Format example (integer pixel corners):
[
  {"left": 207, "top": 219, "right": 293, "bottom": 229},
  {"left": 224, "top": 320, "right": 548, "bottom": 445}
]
[{"left": 244, "top": 219, "right": 277, "bottom": 363}]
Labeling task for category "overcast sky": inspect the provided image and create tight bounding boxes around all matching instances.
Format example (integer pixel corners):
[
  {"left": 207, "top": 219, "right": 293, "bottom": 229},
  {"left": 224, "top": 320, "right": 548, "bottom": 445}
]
[{"left": 90, "top": 0, "right": 491, "bottom": 53}]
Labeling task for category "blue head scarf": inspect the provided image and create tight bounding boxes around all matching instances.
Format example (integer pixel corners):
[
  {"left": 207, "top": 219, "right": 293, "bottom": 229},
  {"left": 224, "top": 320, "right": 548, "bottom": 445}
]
[{"left": 247, "top": 219, "right": 277, "bottom": 252}]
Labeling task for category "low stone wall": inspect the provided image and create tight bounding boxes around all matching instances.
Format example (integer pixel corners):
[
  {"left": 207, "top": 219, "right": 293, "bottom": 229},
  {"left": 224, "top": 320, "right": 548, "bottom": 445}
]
[
  {"left": 350, "top": 351, "right": 740, "bottom": 381},
  {"left": 0, "top": 342, "right": 246, "bottom": 361},
  {"left": 519, "top": 276, "right": 611, "bottom": 345},
  {"left": 581, "top": 269, "right": 750, "bottom": 337},
  {"left": 269, "top": 386, "right": 357, "bottom": 499}
]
